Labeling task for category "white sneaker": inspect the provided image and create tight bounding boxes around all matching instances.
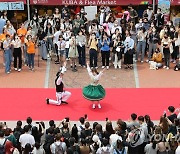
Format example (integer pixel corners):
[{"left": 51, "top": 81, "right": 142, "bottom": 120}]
[
  {"left": 18, "top": 69, "right": 21, "bottom": 72},
  {"left": 102, "top": 66, "right": 105, "bottom": 69},
  {"left": 163, "top": 66, "right": 166, "bottom": 69},
  {"left": 92, "top": 104, "right": 96, "bottom": 109},
  {"left": 95, "top": 67, "right": 98, "bottom": 69},
  {"left": 6, "top": 72, "right": 10, "bottom": 74},
  {"left": 14, "top": 68, "right": 18, "bottom": 71},
  {"left": 98, "top": 104, "right": 102, "bottom": 109},
  {"left": 106, "top": 66, "right": 109, "bottom": 70},
  {"left": 166, "top": 67, "right": 169, "bottom": 70},
  {"left": 146, "top": 60, "right": 149, "bottom": 63},
  {"left": 141, "top": 61, "right": 144, "bottom": 63}
]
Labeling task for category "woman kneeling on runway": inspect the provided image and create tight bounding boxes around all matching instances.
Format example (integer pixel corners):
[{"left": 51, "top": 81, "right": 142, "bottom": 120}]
[
  {"left": 83, "top": 62, "right": 106, "bottom": 109},
  {"left": 46, "top": 67, "right": 71, "bottom": 105}
]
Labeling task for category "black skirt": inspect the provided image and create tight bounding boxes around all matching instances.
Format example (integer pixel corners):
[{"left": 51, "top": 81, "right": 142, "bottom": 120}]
[{"left": 124, "top": 52, "right": 133, "bottom": 64}]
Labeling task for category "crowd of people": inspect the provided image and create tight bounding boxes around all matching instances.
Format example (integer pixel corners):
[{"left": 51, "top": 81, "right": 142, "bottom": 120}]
[
  {"left": 0, "top": 106, "right": 180, "bottom": 154},
  {"left": 0, "top": 4, "right": 180, "bottom": 74}
]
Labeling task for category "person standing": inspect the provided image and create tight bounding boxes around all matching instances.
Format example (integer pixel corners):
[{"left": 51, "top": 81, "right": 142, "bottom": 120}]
[
  {"left": 26, "top": 35, "right": 36, "bottom": 71},
  {"left": 0, "top": 18, "right": 6, "bottom": 34},
  {"left": 136, "top": 27, "right": 147, "bottom": 63},
  {"left": 3, "top": 34, "right": 12, "bottom": 74},
  {"left": 56, "top": 35, "right": 66, "bottom": 70},
  {"left": 100, "top": 32, "right": 110, "bottom": 69},
  {"left": 161, "top": 34, "right": 171, "bottom": 69},
  {"left": 11, "top": 35, "right": 22, "bottom": 72},
  {"left": 146, "top": 27, "right": 159, "bottom": 62},
  {"left": 77, "top": 30, "right": 86, "bottom": 67},
  {"left": 113, "top": 34, "right": 124, "bottom": 69},
  {"left": 124, "top": 30, "right": 134, "bottom": 69},
  {"left": 88, "top": 33, "right": 98, "bottom": 68},
  {"left": 46, "top": 67, "right": 71, "bottom": 106},
  {"left": 17, "top": 23, "right": 27, "bottom": 65},
  {"left": 83, "top": 62, "right": 106, "bottom": 109},
  {"left": 69, "top": 34, "right": 79, "bottom": 72}
]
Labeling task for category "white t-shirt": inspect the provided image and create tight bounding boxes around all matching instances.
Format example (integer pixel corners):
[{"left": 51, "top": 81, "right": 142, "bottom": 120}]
[
  {"left": 176, "top": 146, "right": 180, "bottom": 154},
  {"left": 53, "top": 31, "right": 61, "bottom": 44},
  {"left": 144, "top": 143, "right": 158, "bottom": 154},
  {"left": 56, "top": 40, "right": 66, "bottom": 50},
  {"left": 19, "top": 133, "right": 35, "bottom": 148}
]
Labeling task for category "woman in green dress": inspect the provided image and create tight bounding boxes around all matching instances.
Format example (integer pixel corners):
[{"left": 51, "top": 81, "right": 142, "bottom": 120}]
[{"left": 83, "top": 62, "right": 106, "bottom": 109}]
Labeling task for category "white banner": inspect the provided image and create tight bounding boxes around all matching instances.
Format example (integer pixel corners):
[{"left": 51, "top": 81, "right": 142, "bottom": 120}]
[{"left": 84, "top": 6, "right": 97, "bottom": 21}]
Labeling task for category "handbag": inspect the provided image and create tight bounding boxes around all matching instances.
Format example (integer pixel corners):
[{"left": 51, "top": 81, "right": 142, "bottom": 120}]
[{"left": 116, "top": 47, "right": 121, "bottom": 52}]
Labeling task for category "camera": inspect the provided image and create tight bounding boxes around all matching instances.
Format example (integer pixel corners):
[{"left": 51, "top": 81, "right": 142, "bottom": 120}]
[
  {"left": 65, "top": 117, "right": 69, "bottom": 122},
  {"left": 84, "top": 114, "right": 87, "bottom": 119}
]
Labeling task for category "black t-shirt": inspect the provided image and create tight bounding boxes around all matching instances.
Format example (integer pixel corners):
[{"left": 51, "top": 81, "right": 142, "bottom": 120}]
[{"left": 168, "top": 113, "right": 177, "bottom": 123}]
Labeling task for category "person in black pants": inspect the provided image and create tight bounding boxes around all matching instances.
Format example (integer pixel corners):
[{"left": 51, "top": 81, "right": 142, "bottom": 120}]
[
  {"left": 162, "top": 34, "right": 171, "bottom": 70},
  {"left": 88, "top": 33, "right": 98, "bottom": 68},
  {"left": 100, "top": 32, "right": 110, "bottom": 69},
  {"left": 12, "top": 35, "right": 22, "bottom": 72}
]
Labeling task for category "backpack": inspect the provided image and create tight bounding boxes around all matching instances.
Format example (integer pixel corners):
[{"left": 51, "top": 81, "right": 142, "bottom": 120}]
[
  {"left": 100, "top": 147, "right": 111, "bottom": 154},
  {"left": 0, "top": 138, "right": 7, "bottom": 154},
  {"left": 61, "top": 129, "right": 70, "bottom": 140},
  {"left": 13, "top": 130, "right": 22, "bottom": 141},
  {"left": 54, "top": 142, "right": 64, "bottom": 154},
  {"left": 115, "top": 148, "right": 125, "bottom": 154},
  {"left": 72, "top": 145, "right": 79, "bottom": 154}
]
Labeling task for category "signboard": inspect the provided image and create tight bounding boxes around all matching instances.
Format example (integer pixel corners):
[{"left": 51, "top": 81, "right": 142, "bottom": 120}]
[
  {"left": 84, "top": 6, "right": 97, "bottom": 21},
  {"left": 0, "top": 2, "right": 8, "bottom": 10},
  {"left": 0, "top": 2, "right": 24, "bottom": 10},
  {"left": 158, "top": 0, "right": 171, "bottom": 22},
  {"left": 8, "top": 2, "right": 24, "bottom": 10},
  {"left": 62, "top": 0, "right": 117, "bottom": 5}
]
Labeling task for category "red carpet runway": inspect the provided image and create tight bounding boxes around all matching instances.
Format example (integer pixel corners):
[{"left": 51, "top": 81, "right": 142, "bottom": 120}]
[{"left": 0, "top": 88, "right": 179, "bottom": 121}]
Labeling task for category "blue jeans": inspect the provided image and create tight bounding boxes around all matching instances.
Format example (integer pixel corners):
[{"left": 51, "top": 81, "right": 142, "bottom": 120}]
[
  {"left": 28, "top": 53, "right": 35, "bottom": 68},
  {"left": 136, "top": 41, "right": 146, "bottom": 61},
  {"left": 4, "top": 49, "right": 12, "bottom": 73}
]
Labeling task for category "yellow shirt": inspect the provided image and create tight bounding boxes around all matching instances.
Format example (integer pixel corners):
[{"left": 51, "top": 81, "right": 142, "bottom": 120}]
[
  {"left": 152, "top": 52, "right": 163, "bottom": 63},
  {"left": 90, "top": 39, "right": 98, "bottom": 51}
]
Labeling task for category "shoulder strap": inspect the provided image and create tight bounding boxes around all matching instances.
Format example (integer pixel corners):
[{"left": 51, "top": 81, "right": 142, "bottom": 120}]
[{"left": 3, "top": 138, "right": 7, "bottom": 146}]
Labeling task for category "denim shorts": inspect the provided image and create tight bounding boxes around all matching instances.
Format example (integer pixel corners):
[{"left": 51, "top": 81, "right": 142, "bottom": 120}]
[{"left": 58, "top": 50, "right": 66, "bottom": 56}]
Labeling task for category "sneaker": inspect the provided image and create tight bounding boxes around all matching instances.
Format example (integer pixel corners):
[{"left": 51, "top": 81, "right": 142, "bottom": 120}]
[
  {"left": 98, "top": 104, "right": 102, "bottom": 109},
  {"left": 31, "top": 68, "right": 34, "bottom": 71},
  {"left": 134, "top": 60, "right": 137, "bottom": 63},
  {"left": 18, "top": 69, "right": 21, "bottom": 72},
  {"left": 166, "top": 67, "right": 169, "bottom": 70},
  {"left": 119, "top": 66, "right": 122, "bottom": 69},
  {"left": 6, "top": 72, "right": 10, "bottom": 74},
  {"left": 61, "top": 101, "right": 68, "bottom": 104},
  {"left": 102, "top": 66, "right": 105, "bottom": 69},
  {"left": 92, "top": 104, "right": 96, "bottom": 109},
  {"left": 106, "top": 66, "right": 109, "bottom": 70},
  {"left": 95, "top": 67, "right": 98, "bottom": 69},
  {"left": 146, "top": 60, "right": 149, "bottom": 63},
  {"left": 141, "top": 61, "right": 144, "bottom": 63},
  {"left": 163, "top": 66, "right": 166, "bottom": 69},
  {"left": 46, "top": 98, "right": 49, "bottom": 104},
  {"left": 14, "top": 68, "right": 18, "bottom": 71}
]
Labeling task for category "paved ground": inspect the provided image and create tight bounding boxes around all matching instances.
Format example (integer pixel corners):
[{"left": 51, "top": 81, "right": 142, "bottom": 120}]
[{"left": 0, "top": 50, "right": 180, "bottom": 88}]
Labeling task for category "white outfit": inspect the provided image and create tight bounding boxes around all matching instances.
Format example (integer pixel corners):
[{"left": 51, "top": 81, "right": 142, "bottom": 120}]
[
  {"left": 50, "top": 141, "right": 67, "bottom": 154},
  {"left": 87, "top": 65, "right": 103, "bottom": 86},
  {"left": 144, "top": 143, "right": 158, "bottom": 154},
  {"left": 19, "top": 133, "right": 35, "bottom": 148},
  {"left": 48, "top": 75, "right": 71, "bottom": 105},
  {"left": 176, "top": 145, "right": 180, "bottom": 154},
  {"left": 53, "top": 31, "right": 61, "bottom": 44}
]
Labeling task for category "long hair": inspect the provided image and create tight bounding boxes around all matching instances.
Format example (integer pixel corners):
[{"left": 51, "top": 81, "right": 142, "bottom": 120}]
[{"left": 91, "top": 68, "right": 99, "bottom": 75}]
